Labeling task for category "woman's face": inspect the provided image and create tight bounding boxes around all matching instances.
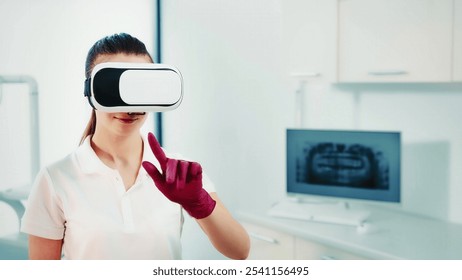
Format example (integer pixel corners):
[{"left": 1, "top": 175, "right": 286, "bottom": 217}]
[{"left": 92, "top": 53, "right": 152, "bottom": 138}]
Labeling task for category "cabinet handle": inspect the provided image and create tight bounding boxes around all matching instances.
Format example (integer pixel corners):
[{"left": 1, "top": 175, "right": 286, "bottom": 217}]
[
  {"left": 290, "top": 72, "right": 321, "bottom": 78},
  {"left": 249, "top": 232, "right": 279, "bottom": 244},
  {"left": 368, "top": 70, "right": 408, "bottom": 76},
  {"left": 320, "top": 255, "right": 336, "bottom": 260}
]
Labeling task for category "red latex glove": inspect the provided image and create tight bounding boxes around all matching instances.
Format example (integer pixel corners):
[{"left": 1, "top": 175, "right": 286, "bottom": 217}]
[{"left": 142, "top": 132, "right": 216, "bottom": 219}]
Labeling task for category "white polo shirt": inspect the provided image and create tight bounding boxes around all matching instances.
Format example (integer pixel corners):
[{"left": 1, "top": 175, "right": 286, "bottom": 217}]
[{"left": 20, "top": 134, "right": 215, "bottom": 260}]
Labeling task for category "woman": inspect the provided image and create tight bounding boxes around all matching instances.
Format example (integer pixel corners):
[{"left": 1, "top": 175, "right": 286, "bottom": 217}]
[{"left": 20, "top": 33, "right": 250, "bottom": 260}]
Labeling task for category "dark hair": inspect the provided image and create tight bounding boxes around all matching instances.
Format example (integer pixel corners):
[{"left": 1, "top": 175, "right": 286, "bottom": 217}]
[{"left": 80, "top": 33, "right": 154, "bottom": 144}]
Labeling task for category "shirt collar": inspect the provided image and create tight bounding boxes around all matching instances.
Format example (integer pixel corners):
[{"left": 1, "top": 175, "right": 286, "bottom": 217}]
[
  {"left": 75, "top": 136, "right": 111, "bottom": 174},
  {"left": 75, "top": 134, "right": 161, "bottom": 175}
]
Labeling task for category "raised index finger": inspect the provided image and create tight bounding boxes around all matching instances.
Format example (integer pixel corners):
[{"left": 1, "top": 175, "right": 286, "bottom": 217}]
[{"left": 147, "top": 132, "right": 168, "bottom": 172}]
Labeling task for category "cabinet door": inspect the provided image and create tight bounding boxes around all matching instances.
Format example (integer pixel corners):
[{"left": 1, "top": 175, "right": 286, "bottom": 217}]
[
  {"left": 242, "top": 222, "right": 294, "bottom": 260},
  {"left": 295, "top": 237, "right": 368, "bottom": 260},
  {"left": 454, "top": 0, "right": 462, "bottom": 81},
  {"left": 338, "top": 0, "right": 453, "bottom": 82},
  {"left": 281, "top": 0, "right": 337, "bottom": 82}
]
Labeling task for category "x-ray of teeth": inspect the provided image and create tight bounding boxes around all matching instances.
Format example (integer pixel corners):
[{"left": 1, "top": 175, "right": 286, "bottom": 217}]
[{"left": 296, "top": 142, "right": 389, "bottom": 189}]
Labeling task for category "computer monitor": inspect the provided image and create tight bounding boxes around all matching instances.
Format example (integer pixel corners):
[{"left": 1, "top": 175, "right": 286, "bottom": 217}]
[{"left": 287, "top": 129, "right": 401, "bottom": 203}]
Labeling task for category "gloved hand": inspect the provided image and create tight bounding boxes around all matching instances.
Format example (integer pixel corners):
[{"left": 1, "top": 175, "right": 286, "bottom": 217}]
[{"left": 142, "top": 132, "right": 216, "bottom": 219}]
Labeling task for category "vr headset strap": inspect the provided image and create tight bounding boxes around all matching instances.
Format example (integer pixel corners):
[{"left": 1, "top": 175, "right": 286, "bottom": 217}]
[{"left": 83, "top": 78, "right": 96, "bottom": 110}]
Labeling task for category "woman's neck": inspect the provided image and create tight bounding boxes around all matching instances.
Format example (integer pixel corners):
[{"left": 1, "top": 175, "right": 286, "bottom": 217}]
[{"left": 90, "top": 131, "right": 143, "bottom": 168}]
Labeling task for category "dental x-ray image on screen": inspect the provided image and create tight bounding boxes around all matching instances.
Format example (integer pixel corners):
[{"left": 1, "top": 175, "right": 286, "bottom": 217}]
[
  {"left": 296, "top": 142, "right": 389, "bottom": 189},
  {"left": 287, "top": 129, "right": 401, "bottom": 203}
]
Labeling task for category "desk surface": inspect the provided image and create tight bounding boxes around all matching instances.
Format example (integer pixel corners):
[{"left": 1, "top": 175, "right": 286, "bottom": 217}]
[{"left": 237, "top": 202, "right": 462, "bottom": 260}]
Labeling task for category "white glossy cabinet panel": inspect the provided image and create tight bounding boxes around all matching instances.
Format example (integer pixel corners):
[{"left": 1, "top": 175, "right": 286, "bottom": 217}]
[
  {"left": 243, "top": 222, "right": 368, "bottom": 260},
  {"left": 338, "top": 0, "right": 453, "bottom": 82},
  {"left": 453, "top": 0, "right": 462, "bottom": 81},
  {"left": 243, "top": 222, "right": 294, "bottom": 260},
  {"left": 294, "top": 237, "right": 367, "bottom": 260},
  {"left": 281, "top": 0, "right": 337, "bottom": 82}
]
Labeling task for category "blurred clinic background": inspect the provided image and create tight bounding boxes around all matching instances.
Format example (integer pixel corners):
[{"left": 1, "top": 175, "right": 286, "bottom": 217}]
[{"left": 1, "top": 0, "right": 462, "bottom": 260}]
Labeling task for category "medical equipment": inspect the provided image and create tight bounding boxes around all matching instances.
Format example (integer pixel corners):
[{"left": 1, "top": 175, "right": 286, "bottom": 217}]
[
  {"left": 0, "top": 75, "right": 38, "bottom": 259},
  {"left": 84, "top": 62, "right": 183, "bottom": 112}
]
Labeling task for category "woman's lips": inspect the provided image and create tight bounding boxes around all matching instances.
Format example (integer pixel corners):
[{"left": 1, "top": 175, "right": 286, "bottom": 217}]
[
  {"left": 115, "top": 117, "right": 138, "bottom": 124},
  {"left": 114, "top": 112, "right": 145, "bottom": 124}
]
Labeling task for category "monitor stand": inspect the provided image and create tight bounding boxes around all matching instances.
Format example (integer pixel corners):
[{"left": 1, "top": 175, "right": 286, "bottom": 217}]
[{"left": 267, "top": 197, "right": 370, "bottom": 227}]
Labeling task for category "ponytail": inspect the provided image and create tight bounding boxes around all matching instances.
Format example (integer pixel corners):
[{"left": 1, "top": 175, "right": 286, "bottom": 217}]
[{"left": 79, "top": 110, "right": 96, "bottom": 145}]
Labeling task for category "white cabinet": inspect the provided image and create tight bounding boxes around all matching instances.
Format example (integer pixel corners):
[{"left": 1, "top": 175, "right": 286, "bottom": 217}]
[
  {"left": 242, "top": 222, "right": 294, "bottom": 260},
  {"left": 240, "top": 208, "right": 462, "bottom": 259},
  {"left": 454, "top": 0, "right": 462, "bottom": 81},
  {"left": 281, "top": 0, "right": 337, "bottom": 82},
  {"left": 294, "top": 237, "right": 366, "bottom": 260},
  {"left": 242, "top": 222, "right": 368, "bottom": 260},
  {"left": 338, "top": 0, "right": 453, "bottom": 82}
]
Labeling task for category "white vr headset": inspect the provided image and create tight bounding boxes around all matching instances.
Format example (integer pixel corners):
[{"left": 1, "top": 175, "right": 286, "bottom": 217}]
[{"left": 84, "top": 62, "right": 183, "bottom": 112}]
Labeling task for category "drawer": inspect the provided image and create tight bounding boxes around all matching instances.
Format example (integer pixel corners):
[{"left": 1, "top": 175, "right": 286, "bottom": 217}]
[
  {"left": 295, "top": 237, "right": 367, "bottom": 260},
  {"left": 242, "top": 222, "right": 294, "bottom": 260}
]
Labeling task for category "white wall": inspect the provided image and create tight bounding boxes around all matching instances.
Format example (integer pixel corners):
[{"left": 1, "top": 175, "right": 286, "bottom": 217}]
[
  {"left": 162, "top": 0, "right": 462, "bottom": 258},
  {"left": 162, "top": 0, "right": 290, "bottom": 259},
  {"left": 0, "top": 0, "right": 155, "bottom": 168},
  {"left": 0, "top": 0, "right": 155, "bottom": 236}
]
